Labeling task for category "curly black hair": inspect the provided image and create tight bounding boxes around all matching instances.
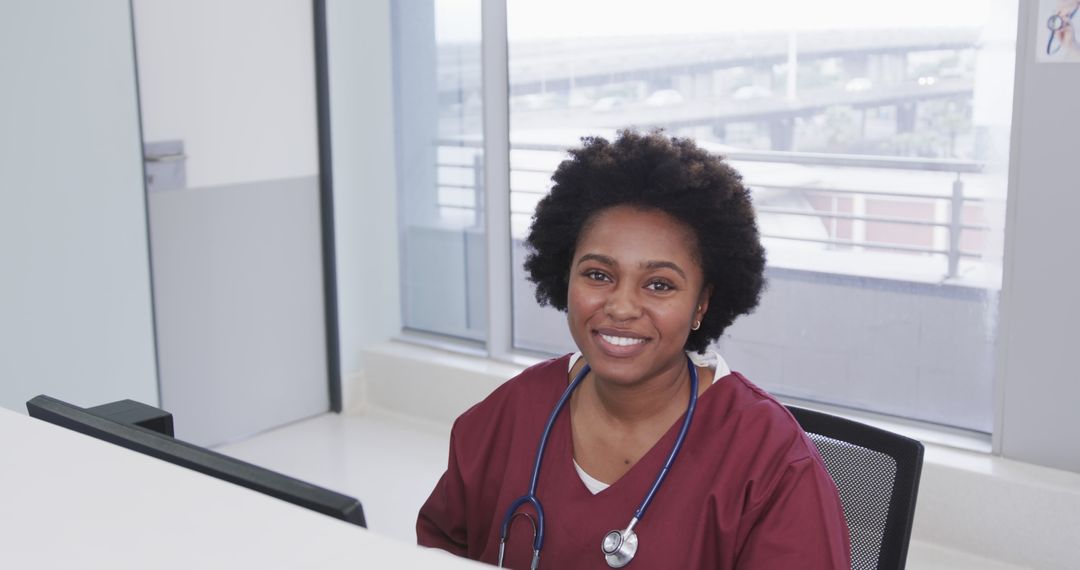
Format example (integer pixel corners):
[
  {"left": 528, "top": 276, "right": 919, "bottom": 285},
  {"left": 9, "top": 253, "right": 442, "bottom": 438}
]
[{"left": 523, "top": 130, "right": 766, "bottom": 353}]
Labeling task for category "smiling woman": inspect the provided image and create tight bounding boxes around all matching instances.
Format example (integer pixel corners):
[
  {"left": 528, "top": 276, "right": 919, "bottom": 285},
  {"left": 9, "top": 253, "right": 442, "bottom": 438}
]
[{"left": 417, "top": 131, "right": 850, "bottom": 569}]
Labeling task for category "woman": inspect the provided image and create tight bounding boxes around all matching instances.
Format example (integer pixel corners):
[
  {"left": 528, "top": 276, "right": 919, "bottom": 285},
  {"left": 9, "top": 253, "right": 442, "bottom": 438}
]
[{"left": 417, "top": 131, "right": 850, "bottom": 569}]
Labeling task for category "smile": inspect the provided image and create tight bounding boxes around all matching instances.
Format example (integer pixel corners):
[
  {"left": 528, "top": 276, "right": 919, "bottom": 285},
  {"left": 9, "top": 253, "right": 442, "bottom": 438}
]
[{"left": 598, "top": 333, "right": 646, "bottom": 347}]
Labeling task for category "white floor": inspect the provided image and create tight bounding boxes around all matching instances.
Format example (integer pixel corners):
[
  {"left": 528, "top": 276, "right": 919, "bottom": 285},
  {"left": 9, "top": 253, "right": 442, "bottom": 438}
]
[{"left": 215, "top": 412, "right": 1029, "bottom": 569}]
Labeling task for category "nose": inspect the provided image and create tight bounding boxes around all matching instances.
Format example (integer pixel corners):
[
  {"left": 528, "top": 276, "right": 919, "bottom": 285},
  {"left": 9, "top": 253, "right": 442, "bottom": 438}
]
[{"left": 604, "top": 282, "right": 642, "bottom": 322}]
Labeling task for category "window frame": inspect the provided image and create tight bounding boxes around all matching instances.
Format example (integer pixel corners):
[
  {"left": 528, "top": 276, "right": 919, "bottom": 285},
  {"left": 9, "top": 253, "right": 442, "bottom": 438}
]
[{"left": 480, "top": 0, "right": 514, "bottom": 361}]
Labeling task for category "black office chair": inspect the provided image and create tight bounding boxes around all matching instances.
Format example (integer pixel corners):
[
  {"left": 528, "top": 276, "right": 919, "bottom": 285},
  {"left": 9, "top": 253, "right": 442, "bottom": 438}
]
[{"left": 786, "top": 405, "right": 924, "bottom": 570}]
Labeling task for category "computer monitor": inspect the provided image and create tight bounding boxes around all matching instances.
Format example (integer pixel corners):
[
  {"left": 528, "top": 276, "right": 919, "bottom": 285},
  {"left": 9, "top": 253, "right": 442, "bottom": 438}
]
[{"left": 26, "top": 395, "right": 366, "bottom": 528}]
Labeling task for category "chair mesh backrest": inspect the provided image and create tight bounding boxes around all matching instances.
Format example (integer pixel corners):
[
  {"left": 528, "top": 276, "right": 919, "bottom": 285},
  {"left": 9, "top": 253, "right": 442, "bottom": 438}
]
[{"left": 806, "top": 432, "right": 897, "bottom": 570}]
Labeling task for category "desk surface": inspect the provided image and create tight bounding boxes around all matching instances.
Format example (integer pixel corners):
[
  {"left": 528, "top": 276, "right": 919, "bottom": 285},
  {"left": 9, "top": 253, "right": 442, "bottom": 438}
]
[{"left": 0, "top": 406, "right": 485, "bottom": 569}]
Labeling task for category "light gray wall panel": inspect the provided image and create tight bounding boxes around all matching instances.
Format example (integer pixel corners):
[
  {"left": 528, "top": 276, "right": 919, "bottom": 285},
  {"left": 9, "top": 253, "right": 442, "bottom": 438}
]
[
  {"left": 997, "top": 1, "right": 1080, "bottom": 472},
  {"left": 150, "top": 177, "right": 328, "bottom": 446},
  {"left": 0, "top": 0, "right": 159, "bottom": 412}
]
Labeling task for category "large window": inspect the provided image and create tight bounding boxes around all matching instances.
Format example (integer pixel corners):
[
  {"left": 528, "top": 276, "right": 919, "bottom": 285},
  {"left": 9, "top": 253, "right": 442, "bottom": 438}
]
[{"left": 394, "top": 0, "right": 1017, "bottom": 433}]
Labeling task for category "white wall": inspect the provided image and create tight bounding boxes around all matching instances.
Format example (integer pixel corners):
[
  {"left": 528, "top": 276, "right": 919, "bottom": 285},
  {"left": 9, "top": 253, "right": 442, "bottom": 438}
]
[
  {"left": 133, "top": 0, "right": 318, "bottom": 187},
  {"left": 0, "top": 0, "right": 159, "bottom": 412},
  {"left": 325, "top": 0, "right": 403, "bottom": 391},
  {"left": 996, "top": 1, "right": 1080, "bottom": 472}
]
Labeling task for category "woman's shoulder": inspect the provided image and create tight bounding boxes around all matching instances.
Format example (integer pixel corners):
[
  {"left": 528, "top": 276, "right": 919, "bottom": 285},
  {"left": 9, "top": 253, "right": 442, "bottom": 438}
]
[{"left": 704, "top": 371, "right": 819, "bottom": 463}]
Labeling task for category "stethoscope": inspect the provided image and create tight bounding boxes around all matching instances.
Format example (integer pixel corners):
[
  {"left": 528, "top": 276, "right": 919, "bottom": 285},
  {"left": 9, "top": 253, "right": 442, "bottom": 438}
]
[
  {"left": 1047, "top": 3, "right": 1080, "bottom": 55},
  {"left": 497, "top": 356, "right": 699, "bottom": 569}
]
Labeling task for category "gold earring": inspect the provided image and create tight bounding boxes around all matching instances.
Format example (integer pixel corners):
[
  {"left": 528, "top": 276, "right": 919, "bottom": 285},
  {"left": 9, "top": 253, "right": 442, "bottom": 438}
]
[{"left": 691, "top": 320, "right": 701, "bottom": 331}]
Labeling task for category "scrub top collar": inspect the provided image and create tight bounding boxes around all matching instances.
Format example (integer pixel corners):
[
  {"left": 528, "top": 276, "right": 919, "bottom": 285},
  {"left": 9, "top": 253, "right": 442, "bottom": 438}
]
[{"left": 567, "top": 350, "right": 731, "bottom": 384}]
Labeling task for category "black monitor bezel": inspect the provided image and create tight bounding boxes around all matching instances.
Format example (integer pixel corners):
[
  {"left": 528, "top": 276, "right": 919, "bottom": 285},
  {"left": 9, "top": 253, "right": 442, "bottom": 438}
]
[{"left": 26, "top": 395, "right": 366, "bottom": 528}]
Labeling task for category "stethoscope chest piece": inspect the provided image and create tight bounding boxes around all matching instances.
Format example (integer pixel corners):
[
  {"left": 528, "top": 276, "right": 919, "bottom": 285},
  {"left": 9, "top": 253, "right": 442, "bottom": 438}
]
[
  {"left": 1049, "top": 14, "right": 1066, "bottom": 32},
  {"left": 602, "top": 528, "right": 638, "bottom": 568}
]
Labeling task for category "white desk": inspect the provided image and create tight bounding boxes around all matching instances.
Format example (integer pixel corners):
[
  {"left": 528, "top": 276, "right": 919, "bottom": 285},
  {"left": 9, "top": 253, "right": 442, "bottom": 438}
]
[{"left": 0, "top": 407, "right": 486, "bottom": 569}]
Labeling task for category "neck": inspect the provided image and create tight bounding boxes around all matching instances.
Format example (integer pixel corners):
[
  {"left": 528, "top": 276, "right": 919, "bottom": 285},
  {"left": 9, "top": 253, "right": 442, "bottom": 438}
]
[{"left": 584, "top": 357, "right": 691, "bottom": 427}]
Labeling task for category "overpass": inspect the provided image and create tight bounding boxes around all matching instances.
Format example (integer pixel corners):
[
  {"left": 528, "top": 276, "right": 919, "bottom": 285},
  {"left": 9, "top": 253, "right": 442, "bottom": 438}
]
[
  {"left": 511, "top": 78, "right": 972, "bottom": 129},
  {"left": 437, "top": 27, "right": 980, "bottom": 97}
]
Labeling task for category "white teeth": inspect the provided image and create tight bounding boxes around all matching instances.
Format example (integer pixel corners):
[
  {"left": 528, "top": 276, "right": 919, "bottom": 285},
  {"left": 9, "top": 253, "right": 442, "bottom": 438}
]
[{"left": 600, "top": 334, "right": 645, "bottom": 347}]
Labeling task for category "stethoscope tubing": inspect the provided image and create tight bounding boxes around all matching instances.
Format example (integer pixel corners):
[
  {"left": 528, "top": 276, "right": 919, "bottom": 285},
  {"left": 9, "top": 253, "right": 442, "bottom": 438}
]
[
  {"left": 1047, "top": 3, "right": 1080, "bottom": 55},
  {"left": 498, "top": 356, "right": 699, "bottom": 567},
  {"left": 633, "top": 361, "right": 698, "bottom": 521},
  {"left": 497, "top": 365, "right": 588, "bottom": 552}
]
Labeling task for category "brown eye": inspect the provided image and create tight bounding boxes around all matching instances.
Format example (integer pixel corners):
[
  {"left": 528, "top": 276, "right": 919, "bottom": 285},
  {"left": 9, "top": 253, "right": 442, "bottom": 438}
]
[
  {"left": 646, "top": 280, "right": 674, "bottom": 292},
  {"left": 584, "top": 270, "right": 611, "bottom": 282}
]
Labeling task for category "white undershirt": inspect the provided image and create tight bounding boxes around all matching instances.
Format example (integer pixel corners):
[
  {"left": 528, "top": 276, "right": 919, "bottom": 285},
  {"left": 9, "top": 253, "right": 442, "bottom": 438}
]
[
  {"left": 568, "top": 351, "right": 730, "bottom": 494},
  {"left": 574, "top": 459, "right": 611, "bottom": 495}
]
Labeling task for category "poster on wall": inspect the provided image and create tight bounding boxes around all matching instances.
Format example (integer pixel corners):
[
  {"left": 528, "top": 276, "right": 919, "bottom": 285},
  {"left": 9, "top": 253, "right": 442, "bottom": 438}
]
[{"left": 1039, "top": 0, "right": 1080, "bottom": 62}]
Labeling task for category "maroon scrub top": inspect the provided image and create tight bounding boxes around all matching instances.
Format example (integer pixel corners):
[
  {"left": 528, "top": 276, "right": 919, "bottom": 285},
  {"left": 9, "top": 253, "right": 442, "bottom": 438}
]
[{"left": 418, "top": 355, "right": 851, "bottom": 569}]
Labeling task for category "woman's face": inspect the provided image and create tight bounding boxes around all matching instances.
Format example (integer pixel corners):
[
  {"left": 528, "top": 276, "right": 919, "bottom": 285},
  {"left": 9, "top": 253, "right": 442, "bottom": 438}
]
[{"left": 567, "top": 205, "right": 710, "bottom": 387}]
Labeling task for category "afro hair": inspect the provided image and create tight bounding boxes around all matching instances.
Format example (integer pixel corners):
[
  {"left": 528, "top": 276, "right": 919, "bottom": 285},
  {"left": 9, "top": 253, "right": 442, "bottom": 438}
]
[{"left": 523, "top": 130, "right": 767, "bottom": 353}]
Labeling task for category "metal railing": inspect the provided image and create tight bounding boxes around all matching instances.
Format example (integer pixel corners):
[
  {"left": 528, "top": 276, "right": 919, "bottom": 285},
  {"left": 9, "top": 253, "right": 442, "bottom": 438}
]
[{"left": 433, "top": 138, "right": 995, "bottom": 280}]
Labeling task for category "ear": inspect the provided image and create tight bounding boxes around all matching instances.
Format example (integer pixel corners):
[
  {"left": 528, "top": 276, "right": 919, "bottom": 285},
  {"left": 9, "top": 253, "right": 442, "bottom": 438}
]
[{"left": 695, "top": 285, "right": 712, "bottom": 322}]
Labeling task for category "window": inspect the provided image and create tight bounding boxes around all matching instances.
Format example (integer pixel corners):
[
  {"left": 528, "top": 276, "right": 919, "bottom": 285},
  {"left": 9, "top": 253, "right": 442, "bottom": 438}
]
[
  {"left": 394, "top": 0, "right": 1017, "bottom": 433},
  {"left": 393, "top": 0, "right": 486, "bottom": 342}
]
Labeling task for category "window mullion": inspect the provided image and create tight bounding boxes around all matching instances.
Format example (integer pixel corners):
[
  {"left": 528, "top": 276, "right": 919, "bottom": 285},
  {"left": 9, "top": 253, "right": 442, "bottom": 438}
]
[{"left": 480, "top": 0, "right": 512, "bottom": 360}]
